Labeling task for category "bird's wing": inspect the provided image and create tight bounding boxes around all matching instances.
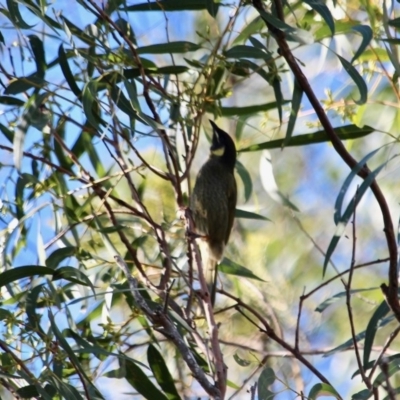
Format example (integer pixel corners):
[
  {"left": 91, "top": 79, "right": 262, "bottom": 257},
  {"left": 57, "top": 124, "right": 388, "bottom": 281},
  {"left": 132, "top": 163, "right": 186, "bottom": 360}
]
[{"left": 225, "top": 173, "right": 237, "bottom": 244}]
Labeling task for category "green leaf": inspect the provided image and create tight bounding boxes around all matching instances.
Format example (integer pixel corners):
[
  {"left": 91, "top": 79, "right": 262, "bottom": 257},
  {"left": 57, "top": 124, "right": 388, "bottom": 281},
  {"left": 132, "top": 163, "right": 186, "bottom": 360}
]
[
  {"left": 338, "top": 55, "right": 367, "bottom": 105},
  {"left": 137, "top": 41, "right": 200, "bottom": 54},
  {"left": 324, "top": 313, "right": 395, "bottom": 357},
  {"left": 315, "top": 288, "right": 378, "bottom": 313},
  {"left": 123, "top": 357, "right": 169, "bottom": 400},
  {"left": 53, "top": 267, "right": 96, "bottom": 295},
  {"left": 228, "top": 59, "right": 271, "bottom": 83},
  {"left": 147, "top": 344, "right": 181, "bottom": 400},
  {"left": 26, "top": 284, "right": 45, "bottom": 335},
  {"left": 123, "top": 0, "right": 218, "bottom": 12},
  {"left": 6, "top": 0, "right": 35, "bottom": 29},
  {"left": 0, "top": 96, "right": 25, "bottom": 106},
  {"left": 233, "top": 353, "right": 251, "bottom": 367},
  {"left": 308, "top": 383, "right": 341, "bottom": 399},
  {"left": 58, "top": 44, "right": 82, "bottom": 98},
  {"left": 284, "top": 79, "right": 303, "bottom": 146},
  {"left": 258, "top": 367, "right": 276, "bottom": 400},
  {"left": 334, "top": 148, "right": 380, "bottom": 225},
  {"left": 46, "top": 247, "right": 78, "bottom": 269},
  {"left": 351, "top": 389, "right": 373, "bottom": 399},
  {"left": 388, "top": 17, "right": 400, "bottom": 28},
  {"left": 233, "top": 16, "right": 265, "bottom": 45},
  {"left": 323, "top": 159, "right": 389, "bottom": 276},
  {"left": 0, "top": 122, "right": 14, "bottom": 143},
  {"left": 28, "top": 35, "right": 46, "bottom": 78},
  {"left": 303, "top": 0, "right": 335, "bottom": 36},
  {"left": 236, "top": 160, "right": 253, "bottom": 202},
  {"left": 363, "top": 301, "right": 390, "bottom": 368},
  {"left": 257, "top": 9, "right": 313, "bottom": 44},
  {"left": 315, "top": 20, "right": 359, "bottom": 41},
  {"left": 0, "top": 266, "right": 54, "bottom": 289},
  {"left": 5, "top": 76, "right": 45, "bottom": 95},
  {"left": 235, "top": 209, "right": 271, "bottom": 221},
  {"left": 351, "top": 25, "right": 373, "bottom": 64},
  {"left": 82, "top": 80, "right": 101, "bottom": 128},
  {"left": 219, "top": 257, "right": 265, "bottom": 281},
  {"left": 48, "top": 311, "right": 103, "bottom": 399},
  {"left": 239, "top": 125, "right": 374, "bottom": 152},
  {"left": 373, "top": 358, "right": 400, "bottom": 387},
  {"left": 225, "top": 45, "right": 272, "bottom": 61}
]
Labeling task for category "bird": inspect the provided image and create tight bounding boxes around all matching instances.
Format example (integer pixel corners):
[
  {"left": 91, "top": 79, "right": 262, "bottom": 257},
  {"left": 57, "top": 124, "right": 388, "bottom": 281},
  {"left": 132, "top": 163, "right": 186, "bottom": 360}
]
[{"left": 191, "top": 120, "right": 237, "bottom": 304}]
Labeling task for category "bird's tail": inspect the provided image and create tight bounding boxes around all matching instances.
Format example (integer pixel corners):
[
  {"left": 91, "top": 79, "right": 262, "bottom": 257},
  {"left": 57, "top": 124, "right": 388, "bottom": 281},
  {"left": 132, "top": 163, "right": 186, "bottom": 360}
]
[
  {"left": 204, "top": 254, "right": 218, "bottom": 305},
  {"left": 203, "top": 240, "right": 224, "bottom": 306}
]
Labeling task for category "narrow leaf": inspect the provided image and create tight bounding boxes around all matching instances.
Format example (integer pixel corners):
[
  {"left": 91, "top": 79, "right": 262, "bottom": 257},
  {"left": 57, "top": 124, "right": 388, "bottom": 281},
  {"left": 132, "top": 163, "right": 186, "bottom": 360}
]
[
  {"left": 303, "top": 0, "right": 335, "bottom": 36},
  {"left": 219, "top": 258, "right": 265, "bottom": 281},
  {"left": 338, "top": 55, "right": 368, "bottom": 105},
  {"left": 240, "top": 125, "right": 374, "bottom": 152},
  {"left": 363, "top": 301, "right": 390, "bottom": 368},
  {"left": 137, "top": 41, "right": 200, "bottom": 54},
  {"left": 0, "top": 266, "right": 54, "bottom": 289},
  {"left": 123, "top": 0, "right": 216, "bottom": 12},
  {"left": 284, "top": 79, "right": 303, "bottom": 146},
  {"left": 334, "top": 148, "right": 380, "bottom": 225},
  {"left": 147, "top": 345, "right": 181, "bottom": 400},
  {"left": 235, "top": 209, "right": 271, "bottom": 221},
  {"left": 58, "top": 44, "right": 82, "bottom": 97},
  {"left": 235, "top": 160, "right": 253, "bottom": 202},
  {"left": 123, "top": 358, "right": 169, "bottom": 400},
  {"left": 308, "top": 383, "right": 341, "bottom": 399},
  {"left": 351, "top": 25, "right": 373, "bottom": 64},
  {"left": 323, "top": 159, "right": 391, "bottom": 276}
]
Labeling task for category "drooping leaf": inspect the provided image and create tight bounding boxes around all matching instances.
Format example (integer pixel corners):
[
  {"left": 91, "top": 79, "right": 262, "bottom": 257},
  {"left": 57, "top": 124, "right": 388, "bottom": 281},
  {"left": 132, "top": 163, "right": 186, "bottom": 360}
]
[
  {"left": 147, "top": 344, "right": 181, "bottom": 400},
  {"left": 0, "top": 266, "right": 54, "bottom": 289},
  {"left": 363, "top": 301, "right": 390, "bottom": 368},
  {"left": 225, "top": 45, "right": 272, "bottom": 61},
  {"left": 6, "top": 0, "right": 35, "bottom": 29},
  {"left": 351, "top": 25, "right": 373, "bottom": 64},
  {"left": 338, "top": 55, "right": 368, "bottom": 105},
  {"left": 284, "top": 79, "right": 303, "bottom": 146},
  {"left": 258, "top": 367, "right": 276, "bottom": 400},
  {"left": 334, "top": 148, "right": 381, "bottom": 225},
  {"left": 235, "top": 160, "right": 253, "bottom": 202},
  {"left": 323, "top": 155, "right": 395, "bottom": 276},
  {"left": 123, "top": 357, "right": 169, "bottom": 400},
  {"left": 58, "top": 44, "right": 82, "bottom": 97},
  {"left": 303, "top": 0, "right": 335, "bottom": 36}
]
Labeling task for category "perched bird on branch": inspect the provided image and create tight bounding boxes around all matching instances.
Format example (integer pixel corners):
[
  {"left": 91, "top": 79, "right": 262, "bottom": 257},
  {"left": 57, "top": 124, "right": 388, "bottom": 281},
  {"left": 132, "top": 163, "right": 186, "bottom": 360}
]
[{"left": 191, "top": 120, "right": 237, "bottom": 305}]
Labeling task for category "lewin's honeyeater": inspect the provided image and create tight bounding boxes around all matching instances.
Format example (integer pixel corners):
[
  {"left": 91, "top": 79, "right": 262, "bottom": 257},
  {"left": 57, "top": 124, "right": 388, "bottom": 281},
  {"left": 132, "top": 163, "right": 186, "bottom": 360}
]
[{"left": 191, "top": 120, "right": 237, "bottom": 304}]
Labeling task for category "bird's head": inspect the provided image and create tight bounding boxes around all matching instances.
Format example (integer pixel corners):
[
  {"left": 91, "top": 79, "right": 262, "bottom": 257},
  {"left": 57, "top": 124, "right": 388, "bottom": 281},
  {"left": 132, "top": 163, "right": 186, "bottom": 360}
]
[{"left": 209, "top": 120, "right": 236, "bottom": 171}]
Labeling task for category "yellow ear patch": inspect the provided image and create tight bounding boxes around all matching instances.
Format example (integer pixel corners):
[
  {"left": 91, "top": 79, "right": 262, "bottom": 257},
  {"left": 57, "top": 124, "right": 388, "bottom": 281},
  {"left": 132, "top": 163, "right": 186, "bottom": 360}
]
[{"left": 211, "top": 147, "right": 225, "bottom": 156}]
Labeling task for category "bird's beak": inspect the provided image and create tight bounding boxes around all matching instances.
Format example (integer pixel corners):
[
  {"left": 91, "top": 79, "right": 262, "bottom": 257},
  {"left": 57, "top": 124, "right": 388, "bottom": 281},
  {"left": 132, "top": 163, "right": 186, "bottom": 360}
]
[{"left": 209, "top": 120, "right": 222, "bottom": 149}]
